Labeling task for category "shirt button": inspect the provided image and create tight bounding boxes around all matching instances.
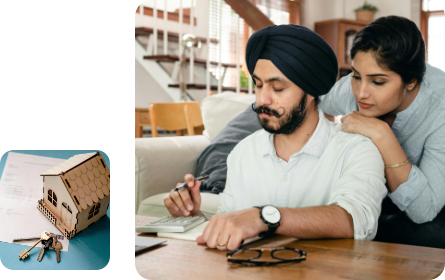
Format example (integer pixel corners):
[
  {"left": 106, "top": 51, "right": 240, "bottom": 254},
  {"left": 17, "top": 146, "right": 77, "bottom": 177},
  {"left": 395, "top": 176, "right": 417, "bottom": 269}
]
[{"left": 284, "top": 176, "right": 288, "bottom": 181}]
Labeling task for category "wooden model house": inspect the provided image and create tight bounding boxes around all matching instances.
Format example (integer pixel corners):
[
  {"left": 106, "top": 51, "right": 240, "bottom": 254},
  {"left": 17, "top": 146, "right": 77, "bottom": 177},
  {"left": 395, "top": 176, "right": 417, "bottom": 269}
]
[{"left": 37, "top": 152, "right": 110, "bottom": 239}]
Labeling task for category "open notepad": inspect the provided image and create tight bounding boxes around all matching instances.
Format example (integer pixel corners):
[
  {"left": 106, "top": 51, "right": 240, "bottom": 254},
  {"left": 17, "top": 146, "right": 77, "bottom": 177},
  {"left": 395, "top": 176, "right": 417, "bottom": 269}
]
[{"left": 158, "top": 221, "right": 263, "bottom": 245}]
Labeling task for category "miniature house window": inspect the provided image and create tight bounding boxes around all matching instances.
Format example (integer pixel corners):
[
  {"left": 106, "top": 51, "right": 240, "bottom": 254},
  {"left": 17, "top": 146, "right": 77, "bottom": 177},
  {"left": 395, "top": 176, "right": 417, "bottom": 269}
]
[
  {"left": 48, "top": 189, "right": 57, "bottom": 207},
  {"left": 62, "top": 202, "right": 72, "bottom": 213},
  {"left": 88, "top": 203, "right": 101, "bottom": 220}
]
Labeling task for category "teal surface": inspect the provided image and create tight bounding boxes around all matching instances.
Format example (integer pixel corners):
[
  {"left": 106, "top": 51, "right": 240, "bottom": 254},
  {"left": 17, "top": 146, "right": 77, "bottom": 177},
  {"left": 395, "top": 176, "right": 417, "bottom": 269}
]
[{"left": 0, "top": 150, "right": 110, "bottom": 270}]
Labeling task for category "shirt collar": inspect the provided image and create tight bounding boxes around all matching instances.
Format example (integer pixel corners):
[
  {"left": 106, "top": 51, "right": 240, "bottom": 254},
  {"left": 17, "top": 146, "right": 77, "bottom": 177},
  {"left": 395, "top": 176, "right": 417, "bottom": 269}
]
[{"left": 261, "top": 108, "right": 330, "bottom": 159}]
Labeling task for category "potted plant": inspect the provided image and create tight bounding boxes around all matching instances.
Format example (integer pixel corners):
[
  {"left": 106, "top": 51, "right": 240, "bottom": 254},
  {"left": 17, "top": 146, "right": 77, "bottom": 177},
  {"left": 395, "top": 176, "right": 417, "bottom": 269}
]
[{"left": 354, "top": 1, "right": 378, "bottom": 23}]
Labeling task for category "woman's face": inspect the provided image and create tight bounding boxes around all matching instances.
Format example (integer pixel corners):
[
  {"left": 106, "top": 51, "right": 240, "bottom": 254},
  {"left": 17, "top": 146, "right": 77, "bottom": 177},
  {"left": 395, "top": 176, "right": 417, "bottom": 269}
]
[{"left": 351, "top": 51, "right": 414, "bottom": 117}]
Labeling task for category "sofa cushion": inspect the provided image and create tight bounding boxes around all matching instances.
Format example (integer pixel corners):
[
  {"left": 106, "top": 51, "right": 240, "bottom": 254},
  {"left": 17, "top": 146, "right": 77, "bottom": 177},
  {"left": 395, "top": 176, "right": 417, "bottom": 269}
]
[
  {"left": 201, "top": 92, "right": 256, "bottom": 141},
  {"left": 197, "top": 101, "right": 263, "bottom": 194},
  {"left": 138, "top": 192, "right": 221, "bottom": 220}
]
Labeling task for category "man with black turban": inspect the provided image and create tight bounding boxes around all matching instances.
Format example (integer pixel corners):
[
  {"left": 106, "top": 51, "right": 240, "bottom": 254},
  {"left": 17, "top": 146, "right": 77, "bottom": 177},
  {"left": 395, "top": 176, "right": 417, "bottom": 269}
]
[{"left": 164, "top": 25, "right": 387, "bottom": 251}]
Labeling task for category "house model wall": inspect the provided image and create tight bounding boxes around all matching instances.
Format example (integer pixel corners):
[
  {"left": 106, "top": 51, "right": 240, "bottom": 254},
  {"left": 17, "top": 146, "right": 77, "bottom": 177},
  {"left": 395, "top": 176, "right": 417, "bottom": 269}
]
[{"left": 37, "top": 152, "right": 110, "bottom": 239}]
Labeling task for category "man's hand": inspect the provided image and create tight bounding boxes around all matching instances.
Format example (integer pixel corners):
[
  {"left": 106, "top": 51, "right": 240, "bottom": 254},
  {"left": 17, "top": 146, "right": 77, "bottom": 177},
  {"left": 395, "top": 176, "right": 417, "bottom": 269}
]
[
  {"left": 196, "top": 208, "right": 268, "bottom": 251},
  {"left": 163, "top": 174, "right": 202, "bottom": 217}
]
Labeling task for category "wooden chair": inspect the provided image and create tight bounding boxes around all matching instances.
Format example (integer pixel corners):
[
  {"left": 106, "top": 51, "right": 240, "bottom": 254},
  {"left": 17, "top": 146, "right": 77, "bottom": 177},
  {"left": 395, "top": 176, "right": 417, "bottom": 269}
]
[{"left": 149, "top": 102, "right": 204, "bottom": 137}]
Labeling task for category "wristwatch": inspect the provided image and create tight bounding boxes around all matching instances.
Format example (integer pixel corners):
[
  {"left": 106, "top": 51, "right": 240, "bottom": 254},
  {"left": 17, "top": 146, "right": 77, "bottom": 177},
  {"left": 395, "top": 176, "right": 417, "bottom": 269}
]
[{"left": 254, "top": 205, "right": 281, "bottom": 237}]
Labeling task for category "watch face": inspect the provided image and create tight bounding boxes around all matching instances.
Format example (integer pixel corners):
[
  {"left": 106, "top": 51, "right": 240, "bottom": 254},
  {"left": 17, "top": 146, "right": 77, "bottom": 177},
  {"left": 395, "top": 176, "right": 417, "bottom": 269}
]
[{"left": 262, "top": 206, "right": 281, "bottom": 224}]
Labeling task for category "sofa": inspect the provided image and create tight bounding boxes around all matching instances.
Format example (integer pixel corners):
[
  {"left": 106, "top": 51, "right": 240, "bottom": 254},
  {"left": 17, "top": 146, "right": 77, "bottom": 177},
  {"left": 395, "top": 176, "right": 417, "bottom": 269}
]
[{"left": 135, "top": 93, "right": 256, "bottom": 219}]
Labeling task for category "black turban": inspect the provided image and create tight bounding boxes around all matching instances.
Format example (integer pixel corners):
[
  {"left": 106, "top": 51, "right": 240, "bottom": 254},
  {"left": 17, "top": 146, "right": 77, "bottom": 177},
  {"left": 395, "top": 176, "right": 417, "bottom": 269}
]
[{"left": 246, "top": 24, "right": 338, "bottom": 97}]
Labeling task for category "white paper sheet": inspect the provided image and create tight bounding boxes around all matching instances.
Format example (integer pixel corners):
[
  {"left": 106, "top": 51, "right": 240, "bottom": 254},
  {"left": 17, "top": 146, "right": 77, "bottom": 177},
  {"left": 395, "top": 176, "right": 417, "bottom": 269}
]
[{"left": 0, "top": 152, "right": 70, "bottom": 251}]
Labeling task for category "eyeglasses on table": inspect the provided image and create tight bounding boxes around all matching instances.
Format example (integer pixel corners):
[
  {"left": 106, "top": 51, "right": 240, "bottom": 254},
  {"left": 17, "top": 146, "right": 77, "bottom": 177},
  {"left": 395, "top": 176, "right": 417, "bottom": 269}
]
[{"left": 227, "top": 247, "right": 306, "bottom": 266}]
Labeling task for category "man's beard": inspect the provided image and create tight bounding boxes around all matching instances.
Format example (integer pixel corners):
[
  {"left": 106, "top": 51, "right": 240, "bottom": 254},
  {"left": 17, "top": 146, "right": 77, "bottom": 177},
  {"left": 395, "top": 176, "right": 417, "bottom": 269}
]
[{"left": 252, "top": 93, "right": 307, "bottom": 135}]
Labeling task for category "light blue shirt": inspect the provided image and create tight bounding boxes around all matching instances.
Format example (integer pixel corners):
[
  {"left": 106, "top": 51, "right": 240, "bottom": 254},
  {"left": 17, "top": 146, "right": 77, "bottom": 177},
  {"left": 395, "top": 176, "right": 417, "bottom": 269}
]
[
  {"left": 218, "top": 109, "right": 387, "bottom": 240},
  {"left": 319, "top": 63, "right": 445, "bottom": 224}
]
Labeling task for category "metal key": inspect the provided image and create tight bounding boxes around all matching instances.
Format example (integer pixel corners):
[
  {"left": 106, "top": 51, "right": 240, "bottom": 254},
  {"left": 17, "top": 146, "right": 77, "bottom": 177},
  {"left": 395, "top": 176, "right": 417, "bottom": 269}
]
[
  {"left": 52, "top": 239, "right": 63, "bottom": 263},
  {"left": 19, "top": 231, "right": 50, "bottom": 260},
  {"left": 37, "top": 237, "right": 53, "bottom": 261},
  {"left": 14, "top": 233, "right": 63, "bottom": 242}
]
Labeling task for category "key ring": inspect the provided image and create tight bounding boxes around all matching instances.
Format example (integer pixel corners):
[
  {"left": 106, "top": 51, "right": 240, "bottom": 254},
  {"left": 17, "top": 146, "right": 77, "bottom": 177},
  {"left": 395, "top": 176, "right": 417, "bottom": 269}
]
[{"left": 47, "top": 233, "right": 58, "bottom": 244}]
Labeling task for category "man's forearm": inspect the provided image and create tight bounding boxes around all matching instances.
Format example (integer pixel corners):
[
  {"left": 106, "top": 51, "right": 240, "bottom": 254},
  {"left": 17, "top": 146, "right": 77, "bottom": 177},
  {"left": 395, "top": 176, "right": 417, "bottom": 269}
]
[{"left": 276, "top": 205, "right": 354, "bottom": 239}]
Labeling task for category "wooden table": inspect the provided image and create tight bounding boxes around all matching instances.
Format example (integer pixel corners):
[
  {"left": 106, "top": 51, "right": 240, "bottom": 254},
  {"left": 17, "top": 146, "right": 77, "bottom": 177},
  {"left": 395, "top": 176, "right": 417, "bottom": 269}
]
[{"left": 135, "top": 215, "right": 445, "bottom": 279}]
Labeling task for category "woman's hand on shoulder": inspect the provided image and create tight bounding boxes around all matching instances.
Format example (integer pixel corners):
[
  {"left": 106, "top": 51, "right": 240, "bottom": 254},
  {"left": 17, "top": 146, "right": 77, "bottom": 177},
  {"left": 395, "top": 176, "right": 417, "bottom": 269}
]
[{"left": 340, "top": 111, "right": 389, "bottom": 141}]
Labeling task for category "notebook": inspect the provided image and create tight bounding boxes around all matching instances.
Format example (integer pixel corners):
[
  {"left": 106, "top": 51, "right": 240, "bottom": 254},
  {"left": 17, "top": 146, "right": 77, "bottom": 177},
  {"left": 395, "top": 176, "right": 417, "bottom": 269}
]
[
  {"left": 135, "top": 236, "right": 167, "bottom": 254},
  {"left": 158, "top": 221, "right": 262, "bottom": 245}
]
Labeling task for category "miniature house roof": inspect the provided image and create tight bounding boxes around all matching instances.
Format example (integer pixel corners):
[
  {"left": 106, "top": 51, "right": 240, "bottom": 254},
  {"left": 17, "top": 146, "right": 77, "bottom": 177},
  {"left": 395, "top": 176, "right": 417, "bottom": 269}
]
[
  {"left": 41, "top": 152, "right": 98, "bottom": 176},
  {"left": 40, "top": 152, "right": 110, "bottom": 213}
]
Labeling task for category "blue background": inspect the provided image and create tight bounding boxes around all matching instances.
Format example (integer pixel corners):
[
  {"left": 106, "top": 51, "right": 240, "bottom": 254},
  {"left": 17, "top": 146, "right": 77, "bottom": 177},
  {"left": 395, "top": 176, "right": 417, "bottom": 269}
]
[{"left": 0, "top": 150, "right": 110, "bottom": 270}]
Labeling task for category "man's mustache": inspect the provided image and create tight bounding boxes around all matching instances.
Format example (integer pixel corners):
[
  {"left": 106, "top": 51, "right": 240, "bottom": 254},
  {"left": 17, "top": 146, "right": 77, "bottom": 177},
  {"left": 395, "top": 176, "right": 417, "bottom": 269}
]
[{"left": 251, "top": 103, "right": 285, "bottom": 118}]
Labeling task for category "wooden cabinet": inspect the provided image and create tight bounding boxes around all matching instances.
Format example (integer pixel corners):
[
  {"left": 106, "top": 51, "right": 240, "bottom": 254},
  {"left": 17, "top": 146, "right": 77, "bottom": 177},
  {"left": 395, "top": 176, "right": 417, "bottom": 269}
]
[{"left": 315, "top": 19, "right": 367, "bottom": 79}]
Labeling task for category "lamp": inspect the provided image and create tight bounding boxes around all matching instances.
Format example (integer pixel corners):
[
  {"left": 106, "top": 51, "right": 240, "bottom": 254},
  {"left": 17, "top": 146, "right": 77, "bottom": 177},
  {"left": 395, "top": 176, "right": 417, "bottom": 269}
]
[{"left": 179, "top": 34, "right": 202, "bottom": 101}]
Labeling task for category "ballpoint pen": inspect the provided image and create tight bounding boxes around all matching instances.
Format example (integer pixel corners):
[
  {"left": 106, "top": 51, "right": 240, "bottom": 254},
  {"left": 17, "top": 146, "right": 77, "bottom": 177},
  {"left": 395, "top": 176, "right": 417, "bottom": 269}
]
[{"left": 174, "top": 175, "right": 209, "bottom": 191}]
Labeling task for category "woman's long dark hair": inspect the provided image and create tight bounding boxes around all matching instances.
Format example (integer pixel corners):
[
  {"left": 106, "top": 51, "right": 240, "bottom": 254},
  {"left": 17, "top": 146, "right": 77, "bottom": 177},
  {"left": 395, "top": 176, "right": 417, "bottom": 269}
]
[{"left": 350, "top": 16, "right": 426, "bottom": 86}]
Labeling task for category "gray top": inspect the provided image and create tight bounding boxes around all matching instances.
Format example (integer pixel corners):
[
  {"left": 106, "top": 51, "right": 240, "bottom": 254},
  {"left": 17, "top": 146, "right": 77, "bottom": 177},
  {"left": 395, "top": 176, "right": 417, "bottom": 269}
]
[{"left": 319, "top": 63, "right": 445, "bottom": 224}]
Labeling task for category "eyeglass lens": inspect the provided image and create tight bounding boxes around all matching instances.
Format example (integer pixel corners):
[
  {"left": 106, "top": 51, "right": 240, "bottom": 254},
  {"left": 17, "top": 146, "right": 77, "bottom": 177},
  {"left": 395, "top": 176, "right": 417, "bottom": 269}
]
[
  {"left": 230, "top": 250, "right": 260, "bottom": 260},
  {"left": 272, "top": 249, "right": 301, "bottom": 260}
]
